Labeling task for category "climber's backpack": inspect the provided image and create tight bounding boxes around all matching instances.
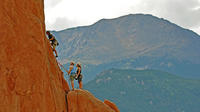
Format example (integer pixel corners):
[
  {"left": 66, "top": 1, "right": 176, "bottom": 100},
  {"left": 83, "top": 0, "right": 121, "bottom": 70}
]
[{"left": 49, "top": 34, "right": 59, "bottom": 46}]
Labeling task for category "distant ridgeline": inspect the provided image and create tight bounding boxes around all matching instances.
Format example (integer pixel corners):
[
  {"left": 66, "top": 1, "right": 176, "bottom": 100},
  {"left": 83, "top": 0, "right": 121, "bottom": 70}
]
[
  {"left": 52, "top": 14, "right": 200, "bottom": 82},
  {"left": 84, "top": 69, "right": 200, "bottom": 112}
]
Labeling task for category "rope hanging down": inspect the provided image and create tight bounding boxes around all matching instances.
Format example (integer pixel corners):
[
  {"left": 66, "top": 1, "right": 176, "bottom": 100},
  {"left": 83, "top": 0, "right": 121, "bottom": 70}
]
[{"left": 58, "top": 62, "right": 68, "bottom": 73}]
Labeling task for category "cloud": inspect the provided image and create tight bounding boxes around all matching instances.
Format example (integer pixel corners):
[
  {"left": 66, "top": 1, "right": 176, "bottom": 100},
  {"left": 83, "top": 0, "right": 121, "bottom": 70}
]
[
  {"left": 130, "top": 0, "right": 200, "bottom": 28},
  {"left": 46, "top": 17, "right": 79, "bottom": 31},
  {"left": 44, "top": 0, "right": 63, "bottom": 8},
  {"left": 44, "top": 0, "right": 200, "bottom": 35}
]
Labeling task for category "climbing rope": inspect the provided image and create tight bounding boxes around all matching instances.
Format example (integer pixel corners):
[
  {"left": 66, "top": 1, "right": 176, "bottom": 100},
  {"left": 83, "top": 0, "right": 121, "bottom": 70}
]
[
  {"left": 57, "top": 62, "right": 68, "bottom": 73},
  {"left": 65, "top": 91, "right": 69, "bottom": 112},
  {"left": 58, "top": 61, "right": 80, "bottom": 111},
  {"left": 77, "top": 90, "right": 79, "bottom": 112}
]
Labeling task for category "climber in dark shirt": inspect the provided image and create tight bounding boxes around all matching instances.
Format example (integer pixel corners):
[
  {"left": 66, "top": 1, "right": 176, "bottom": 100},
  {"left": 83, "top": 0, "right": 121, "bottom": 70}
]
[
  {"left": 76, "top": 63, "right": 83, "bottom": 89},
  {"left": 46, "top": 31, "right": 59, "bottom": 57}
]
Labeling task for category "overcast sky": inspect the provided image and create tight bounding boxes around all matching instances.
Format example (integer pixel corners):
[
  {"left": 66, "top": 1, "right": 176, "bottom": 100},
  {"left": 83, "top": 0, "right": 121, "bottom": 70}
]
[{"left": 44, "top": 0, "right": 200, "bottom": 35}]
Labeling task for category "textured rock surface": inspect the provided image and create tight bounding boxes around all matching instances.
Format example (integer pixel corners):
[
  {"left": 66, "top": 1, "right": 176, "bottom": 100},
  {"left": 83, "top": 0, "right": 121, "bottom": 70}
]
[
  {"left": 104, "top": 99, "right": 120, "bottom": 112},
  {"left": 67, "top": 90, "right": 118, "bottom": 112},
  {"left": 0, "top": 0, "right": 69, "bottom": 112},
  {"left": 0, "top": 0, "right": 119, "bottom": 112}
]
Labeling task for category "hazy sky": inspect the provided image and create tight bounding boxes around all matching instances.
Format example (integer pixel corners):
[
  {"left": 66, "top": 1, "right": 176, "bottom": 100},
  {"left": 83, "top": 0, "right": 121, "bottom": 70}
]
[{"left": 44, "top": 0, "right": 200, "bottom": 35}]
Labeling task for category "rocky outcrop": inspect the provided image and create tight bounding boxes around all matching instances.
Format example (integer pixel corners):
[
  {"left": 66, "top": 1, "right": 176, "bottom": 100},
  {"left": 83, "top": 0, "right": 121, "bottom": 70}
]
[
  {"left": 104, "top": 99, "right": 120, "bottom": 112},
  {"left": 67, "top": 90, "right": 119, "bottom": 112},
  {"left": 0, "top": 0, "right": 69, "bottom": 112},
  {"left": 0, "top": 0, "right": 119, "bottom": 112}
]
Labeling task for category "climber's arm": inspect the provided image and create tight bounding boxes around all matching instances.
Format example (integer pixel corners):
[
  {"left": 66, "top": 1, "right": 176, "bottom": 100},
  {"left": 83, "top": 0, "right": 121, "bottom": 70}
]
[
  {"left": 68, "top": 66, "right": 72, "bottom": 75},
  {"left": 76, "top": 67, "right": 81, "bottom": 78}
]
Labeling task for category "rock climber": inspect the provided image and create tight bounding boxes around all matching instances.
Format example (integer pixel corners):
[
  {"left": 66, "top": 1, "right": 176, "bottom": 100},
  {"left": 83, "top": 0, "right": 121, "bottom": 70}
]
[
  {"left": 46, "top": 31, "right": 59, "bottom": 57},
  {"left": 75, "top": 63, "right": 83, "bottom": 89},
  {"left": 67, "top": 62, "right": 76, "bottom": 91}
]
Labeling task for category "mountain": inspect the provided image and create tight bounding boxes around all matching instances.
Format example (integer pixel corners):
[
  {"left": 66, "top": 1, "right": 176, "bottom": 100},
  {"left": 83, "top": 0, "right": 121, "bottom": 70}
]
[
  {"left": 0, "top": 0, "right": 119, "bottom": 112},
  {"left": 52, "top": 14, "right": 200, "bottom": 80},
  {"left": 84, "top": 69, "right": 200, "bottom": 112}
]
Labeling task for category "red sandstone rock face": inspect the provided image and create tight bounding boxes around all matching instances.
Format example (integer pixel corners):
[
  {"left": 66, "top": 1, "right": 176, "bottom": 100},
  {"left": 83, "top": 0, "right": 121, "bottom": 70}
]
[
  {"left": 104, "top": 99, "right": 120, "bottom": 112},
  {"left": 67, "top": 90, "right": 118, "bottom": 112},
  {"left": 0, "top": 0, "right": 119, "bottom": 112},
  {"left": 0, "top": 0, "right": 69, "bottom": 112}
]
